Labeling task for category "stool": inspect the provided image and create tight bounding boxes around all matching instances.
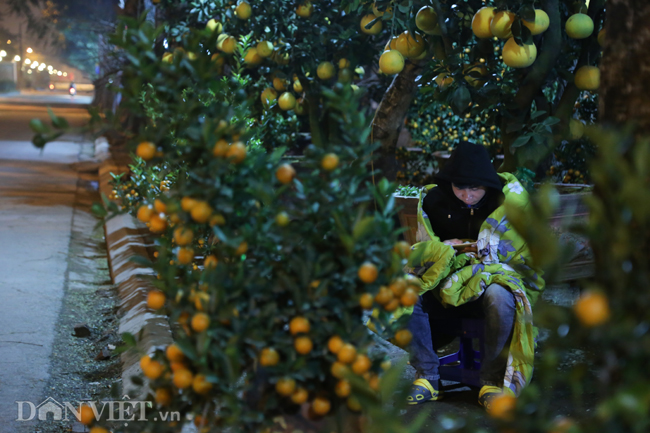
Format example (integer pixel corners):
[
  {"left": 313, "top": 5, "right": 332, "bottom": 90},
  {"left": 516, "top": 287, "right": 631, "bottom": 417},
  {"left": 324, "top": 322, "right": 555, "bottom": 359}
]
[{"left": 437, "top": 318, "right": 485, "bottom": 388}]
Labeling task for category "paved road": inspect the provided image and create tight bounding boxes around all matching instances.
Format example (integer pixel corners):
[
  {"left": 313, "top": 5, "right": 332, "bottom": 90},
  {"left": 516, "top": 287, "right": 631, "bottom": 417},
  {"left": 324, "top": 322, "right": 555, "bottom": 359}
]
[
  {"left": 0, "top": 93, "right": 92, "bottom": 431},
  {"left": 0, "top": 90, "right": 93, "bottom": 107}
]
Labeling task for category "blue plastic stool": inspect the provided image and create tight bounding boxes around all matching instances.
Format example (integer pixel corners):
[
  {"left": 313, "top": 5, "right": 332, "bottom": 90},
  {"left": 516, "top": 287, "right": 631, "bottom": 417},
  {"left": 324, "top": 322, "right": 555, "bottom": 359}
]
[{"left": 437, "top": 318, "right": 485, "bottom": 388}]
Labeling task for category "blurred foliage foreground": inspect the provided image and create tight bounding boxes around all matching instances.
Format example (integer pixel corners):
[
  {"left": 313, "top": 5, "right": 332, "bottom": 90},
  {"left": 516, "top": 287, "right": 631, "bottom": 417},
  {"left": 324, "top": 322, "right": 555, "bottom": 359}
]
[
  {"left": 48, "top": 14, "right": 426, "bottom": 433},
  {"left": 494, "top": 127, "right": 650, "bottom": 433},
  {"left": 30, "top": 10, "right": 650, "bottom": 433}
]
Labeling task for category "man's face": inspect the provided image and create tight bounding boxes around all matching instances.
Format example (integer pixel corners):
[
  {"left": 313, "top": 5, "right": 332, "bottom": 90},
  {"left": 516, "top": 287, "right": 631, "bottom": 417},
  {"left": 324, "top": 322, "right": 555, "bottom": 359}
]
[{"left": 452, "top": 184, "right": 487, "bottom": 206}]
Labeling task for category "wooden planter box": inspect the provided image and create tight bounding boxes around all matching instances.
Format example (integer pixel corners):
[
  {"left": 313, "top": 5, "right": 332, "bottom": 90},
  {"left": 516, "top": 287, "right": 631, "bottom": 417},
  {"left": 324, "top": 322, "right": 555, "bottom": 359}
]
[{"left": 394, "top": 190, "right": 594, "bottom": 282}]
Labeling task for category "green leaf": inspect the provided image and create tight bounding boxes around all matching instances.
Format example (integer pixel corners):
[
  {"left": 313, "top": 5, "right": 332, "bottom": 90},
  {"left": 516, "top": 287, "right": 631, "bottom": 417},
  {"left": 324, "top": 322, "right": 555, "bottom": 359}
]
[
  {"left": 380, "top": 357, "right": 408, "bottom": 402},
  {"left": 352, "top": 216, "right": 375, "bottom": 240},
  {"left": 511, "top": 134, "right": 531, "bottom": 149},
  {"left": 516, "top": 138, "right": 551, "bottom": 166},
  {"left": 364, "top": 16, "right": 381, "bottom": 30},
  {"left": 384, "top": 193, "right": 395, "bottom": 216},
  {"left": 377, "top": 177, "right": 394, "bottom": 197},
  {"left": 397, "top": 4, "right": 410, "bottom": 13},
  {"left": 175, "top": 338, "right": 199, "bottom": 361},
  {"left": 121, "top": 332, "right": 137, "bottom": 347},
  {"left": 543, "top": 116, "right": 561, "bottom": 126},
  {"left": 506, "top": 122, "right": 525, "bottom": 133},
  {"left": 450, "top": 86, "right": 471, "bottom": 116},
  {"left": 29, "top": 119, "right": 49, "bottom": 134},
  {"left": 91, "top": 203, "right": 108, "bottom": 218},
  {"left": 519, "top": 5, "right": 536, "bottom": 22},
  {"left": 52, "top": 116, "right": 69, "bottom": 130},
  {"left": 129, "top": 255, "right": 154, "bottom": 268},
  {"left": 111, "top": 344, "right": 130, "bottom": 355},
  {"left": 531, "top": 110, "right": 547, "bottom": 120},
  {"left": 101, "top": 192, "right": 114, "bottom": 208},
  {"left": 520, "top": 26, "right": 533, "bottom": 45},
  {"left": 511, "top": 18, "right": 522, "bottom": 38},
  {"left": 32, "top": 134, "right": 47, "bottom": 149},
  {"left": 532, "top": 133, "right": 549, "bottom": 147}
]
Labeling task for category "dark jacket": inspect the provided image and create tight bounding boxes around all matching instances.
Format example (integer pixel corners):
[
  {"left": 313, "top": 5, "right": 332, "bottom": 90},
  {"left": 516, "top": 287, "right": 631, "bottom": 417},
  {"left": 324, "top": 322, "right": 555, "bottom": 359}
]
[{"left": 422, "top": 142, "right": 504, "bottom": 242}]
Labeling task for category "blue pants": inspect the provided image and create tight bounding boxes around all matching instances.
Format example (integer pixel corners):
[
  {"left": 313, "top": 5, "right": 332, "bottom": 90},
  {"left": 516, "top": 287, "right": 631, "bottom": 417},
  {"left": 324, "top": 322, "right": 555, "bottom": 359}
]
[{"left": 406, "top": 284, "right": 516, "bottom": 387}]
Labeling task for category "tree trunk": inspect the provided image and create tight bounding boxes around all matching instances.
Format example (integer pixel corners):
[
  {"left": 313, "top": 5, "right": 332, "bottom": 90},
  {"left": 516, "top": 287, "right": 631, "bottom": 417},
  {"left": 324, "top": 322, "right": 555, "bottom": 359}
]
[
  {"left": 371, "top": 62, "right": 423, "bottom": 182},
  {"left": 599, "top": 0, "right": 650, "bottom": 133},
  {"left": 592, "top": 1, "right": 650, "bottom": 286}
]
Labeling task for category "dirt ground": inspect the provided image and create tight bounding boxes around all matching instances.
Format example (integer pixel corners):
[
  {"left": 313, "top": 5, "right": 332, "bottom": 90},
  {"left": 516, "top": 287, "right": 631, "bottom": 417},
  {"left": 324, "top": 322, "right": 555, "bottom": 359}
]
[{"left": 35, "top": 172, "right": 123, "bottom": 433}]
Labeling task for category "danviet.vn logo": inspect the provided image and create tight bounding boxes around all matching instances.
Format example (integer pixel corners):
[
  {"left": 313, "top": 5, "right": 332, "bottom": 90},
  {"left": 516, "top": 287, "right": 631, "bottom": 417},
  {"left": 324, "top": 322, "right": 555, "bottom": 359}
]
[{"left": 16, "top": 396, "right": 180, "bottom": 423}]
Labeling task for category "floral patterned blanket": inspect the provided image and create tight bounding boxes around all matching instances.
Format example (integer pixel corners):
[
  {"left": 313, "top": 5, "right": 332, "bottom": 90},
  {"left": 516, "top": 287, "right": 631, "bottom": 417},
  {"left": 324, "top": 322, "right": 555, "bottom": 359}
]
[{"left": 403, "top": 173, "right": 545, "bottom": 396}]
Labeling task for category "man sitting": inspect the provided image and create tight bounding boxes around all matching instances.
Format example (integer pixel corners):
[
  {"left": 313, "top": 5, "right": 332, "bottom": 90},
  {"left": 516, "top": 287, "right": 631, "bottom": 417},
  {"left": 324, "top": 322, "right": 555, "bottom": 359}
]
[{"left": 404, "top": 141, "right": 545, "bottom": 409}]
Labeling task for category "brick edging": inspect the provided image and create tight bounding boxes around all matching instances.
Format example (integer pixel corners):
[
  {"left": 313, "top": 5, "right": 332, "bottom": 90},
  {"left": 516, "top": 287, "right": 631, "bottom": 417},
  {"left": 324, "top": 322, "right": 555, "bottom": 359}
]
[{"left": 97, "top": 138, "right": 172, "bottom": 399}]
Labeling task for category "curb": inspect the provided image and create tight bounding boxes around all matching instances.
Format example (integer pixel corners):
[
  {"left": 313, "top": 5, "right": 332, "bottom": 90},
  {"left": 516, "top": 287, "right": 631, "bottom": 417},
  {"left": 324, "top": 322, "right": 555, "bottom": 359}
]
[{"left": 97, "top": 138, "right": 173, "bottom": 398}]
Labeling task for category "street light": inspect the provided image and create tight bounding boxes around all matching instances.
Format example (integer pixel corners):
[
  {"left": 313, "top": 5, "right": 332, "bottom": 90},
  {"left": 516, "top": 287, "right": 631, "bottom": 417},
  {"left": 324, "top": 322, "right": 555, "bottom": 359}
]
[
  {"left": 57, "top": 71, "right": 62, "bottom": 76},
  {"left": 32, "top": 61, "right": 39, "bottom": 67},
  {"left": 47, "top": 65, "right": 53, "bottom": 71},
  {"left": 63, "top": 72, "right": 68, "bottom": 77},
  {"left": 0, "top": 50, "right": 6, "bottom": 57},
  {"left": 7, "top": 40, "right": 11, "bottom": 44},
  {"left": 26, "top": 47, "right": 33, "bottom": 53},
  {"left": 14, "top": 55, "right": 20, "bottom": 62},
  {"left": 24, "top": 59, "right": 31, "bottom": 64}
]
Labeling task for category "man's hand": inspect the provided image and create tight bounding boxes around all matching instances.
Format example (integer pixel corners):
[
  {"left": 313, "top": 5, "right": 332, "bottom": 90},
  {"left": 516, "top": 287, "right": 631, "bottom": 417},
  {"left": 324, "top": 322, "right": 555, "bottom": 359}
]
[{"left": 443, "top": 239, "right": 477, "bottom": 254}]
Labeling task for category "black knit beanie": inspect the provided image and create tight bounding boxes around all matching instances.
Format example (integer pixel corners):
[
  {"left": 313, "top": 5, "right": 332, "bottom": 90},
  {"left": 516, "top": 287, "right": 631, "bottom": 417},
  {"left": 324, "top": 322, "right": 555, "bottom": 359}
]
[{"left": 435, "top": 141, "right": 503, "bottom": 190}]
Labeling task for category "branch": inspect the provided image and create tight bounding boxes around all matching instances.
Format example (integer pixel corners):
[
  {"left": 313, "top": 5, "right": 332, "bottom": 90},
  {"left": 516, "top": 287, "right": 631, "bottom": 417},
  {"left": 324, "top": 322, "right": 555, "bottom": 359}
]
[
  {"left": 371, "top": 60, "right": 424, "bottom": 181},
  {"left": 372, "top": 62, "right": 423, "bottom": 140},
  {"left": 534, "top": 89, "right": 551, "bottom": 118}
]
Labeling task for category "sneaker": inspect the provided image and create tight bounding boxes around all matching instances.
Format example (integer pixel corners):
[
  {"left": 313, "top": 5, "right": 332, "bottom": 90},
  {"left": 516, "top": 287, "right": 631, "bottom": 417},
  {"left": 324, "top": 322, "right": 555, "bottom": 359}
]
[
  {"left": 407, "top": 378, "right": 442, "bottom": 405},
  {"left": 477, "top": 385, "right": 503, "bottom": 411}
]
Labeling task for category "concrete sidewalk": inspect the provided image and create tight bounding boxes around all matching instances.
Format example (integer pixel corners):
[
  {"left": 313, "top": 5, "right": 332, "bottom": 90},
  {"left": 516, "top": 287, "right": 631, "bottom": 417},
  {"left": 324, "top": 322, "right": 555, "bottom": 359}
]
[{"left": 0, "top": 139, "right": 83, "bottom": 431}]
